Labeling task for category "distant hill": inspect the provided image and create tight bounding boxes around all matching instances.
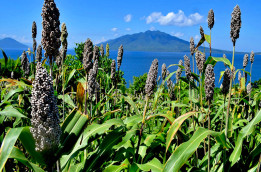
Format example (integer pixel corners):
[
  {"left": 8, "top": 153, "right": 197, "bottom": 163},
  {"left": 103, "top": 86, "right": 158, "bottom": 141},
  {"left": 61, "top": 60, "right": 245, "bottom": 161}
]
[
  {"left": 0, "top": 38, "right": 28, "bottom": 50},
  {"left": 99, "top": 30, "right": 230, "bottom": 53}
]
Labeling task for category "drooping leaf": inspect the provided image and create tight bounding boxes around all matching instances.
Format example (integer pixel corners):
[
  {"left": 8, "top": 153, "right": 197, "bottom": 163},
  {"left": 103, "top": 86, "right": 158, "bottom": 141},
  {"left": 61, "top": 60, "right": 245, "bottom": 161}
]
[
  {"left": 166, "top": 111, "right": 197, "bottom": 153},
  {"left": 137, "top": 158, "right": 163, "bottom": 172},
  {"left": 229, "top": 110, "right": 261, "bottom": 166},
  {"left": 0, "top": 127, "right": 23, "bottom": 171},
  {"left": 104, "top": 158, "right": 130, "bottom": 172},
  {"left": 0, "top": 105, "right": 27, "bottom": 118}
]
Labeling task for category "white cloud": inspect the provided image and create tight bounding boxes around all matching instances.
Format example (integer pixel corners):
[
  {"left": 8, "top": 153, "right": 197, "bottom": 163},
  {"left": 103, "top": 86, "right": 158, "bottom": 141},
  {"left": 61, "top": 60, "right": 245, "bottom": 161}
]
[
  {"left": 114, "top": 33, "right": 119, "bottom": 37},
  {"left": 146, "top": 10, "right": 204, "bottom": 26},
  {"left": 111, "top": 27, "right": 118, "bottom": 32},
  {"left": 150, "top": 26, "right": 156, "bottom": 31},
  {"left": 172, "top": 32, "right": 184, "bottom": 38},
  {"left": 124, "top": 14, "right": 132, "bottom": 22},
  {"left": 94, "top": 37, "right": 107, "bottom": 44},
  {"left": 126, "top": 28, "right": 131, "bottom": 31},
  {"left": 194, "top": 35, "right": 200, "bottom": 40}
]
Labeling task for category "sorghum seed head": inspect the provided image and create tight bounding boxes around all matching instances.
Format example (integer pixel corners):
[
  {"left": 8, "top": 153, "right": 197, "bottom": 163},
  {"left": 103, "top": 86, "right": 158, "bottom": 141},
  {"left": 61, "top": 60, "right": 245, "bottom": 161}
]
[
  {"left": 230, "top": 5, "right": 241, "bottom": 46},
  {"left": 93, "top": 46, "right": 100, "bottom": 62},
  {"left": 176, "top": 60, "right": 183, "bottom": 84},
  {"left": 223, "top": 54, "right": 228, "bottom": 67},
  {"left": 250, "top": 51, "right": 254, "bottom": 64},
  {"left": 247, "top": 83, "right": 251, "bottom": 94},
  {"left": 200, "top": 26, "right": 204, "bottom": 38},
  {"left": 208, "top": 9, "right": 214, "bottom": 30},
  {"left": 161, "top": 63, "right": 167, "bottom": 81},
  {"left": 145, "top": 59, "right": 158, "bottom": 97},
  {"left": 88, "top": 69, "right": 96, "bottom": 99},
  {"left": 21, "top": 51, "right": 30, "bottom": 76},
  {"left": 184, "top": 55, "right": 191, "bottom": 80},
  {"left": 243, "top": 54, "right": 248, "bottom": 68},
  {"left": 100, "top": 44, "right": 104, "bottom": 57},
  {"left": 82, "top": 39, "right": 93, "bottom": 72},
  {"left": 190, "top": 37, "right": 195, "bottom": 56},
  {"left": 117, "top": 45, "right": 124, "bottom": 70},
  {"left": 167, "top": 71, "right": 176, "bottom": 101},
  {"left": 238, "top": 71, "right": 241, "bottom": 82},
  {"left": 222, "top": 68, "right": 230, "bottom": 95},
  {"left": 111, "top": 60, "right": 116, "bottom": 81},
  {"left": 36, "top": 45, "right": 42, "bottom": 63},
  {"left": 61, "top": 23, "right": 68, "bottom": 47},
  {"left": 41, "top": 0, "right": 61, "bottom": 59},
  {"left": 106, "top": 43, "right": 110, "bottom": 57},
  {"left": 204, "top": 64, "right": 215, "bottom": 102},
  {"left": 32, "top": 21, "right": 37, "bottom": 39},
  {"left": 195, "top": 51, "right": 205, "bottom": 73},
  {"left": 93, "top": 59, "right": 99, "bottom": 77},
  {"left": 30, "top": 62, "right": 61, "bottom": 152},
  {"left": 33, "top": 39, "right": 37, "bottom": 53},
  {"left": 231, "top": 66, "right": 236, "bottom": 79}
]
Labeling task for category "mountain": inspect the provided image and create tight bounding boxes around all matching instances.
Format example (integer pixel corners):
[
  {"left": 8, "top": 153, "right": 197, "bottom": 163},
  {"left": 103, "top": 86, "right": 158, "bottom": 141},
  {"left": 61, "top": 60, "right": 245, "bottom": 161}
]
[
  {"left": 0, "top": 38, "right": 28, "bottom": 49},
  {"left": 99, "top": 30, "right": 229, "bottom": 53}
]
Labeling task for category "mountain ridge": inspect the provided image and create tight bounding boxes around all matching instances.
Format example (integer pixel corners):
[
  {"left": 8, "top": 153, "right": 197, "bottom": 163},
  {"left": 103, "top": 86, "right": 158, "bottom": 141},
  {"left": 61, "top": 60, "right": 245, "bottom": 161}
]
[
  {"left": 0, "top": 38, "right": 29, "bottom": 50},
  {"left": 99, "top": 30, "right": 230, "bottom": 53}
]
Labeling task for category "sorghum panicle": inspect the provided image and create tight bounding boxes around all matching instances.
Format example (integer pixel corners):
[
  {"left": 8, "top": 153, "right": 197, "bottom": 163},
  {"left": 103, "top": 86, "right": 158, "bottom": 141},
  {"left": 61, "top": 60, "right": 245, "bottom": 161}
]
[
  {"left": 106, "top": 43, "right": 110, "bottom": 57},
  {"left": 88, "top": 69, "right": 96, "bottom": 99},
  {"left": 200, "top": 26, "right": 204, "bottom": 38},
  {"left": 222, "top": 68, "right": 231, "bottom": 95},
  {"left": 238, "top": 71, "right": 241, "bottom": 83},
  {"left": 21, "top": 51, "right": 30, "bottom": 76},
  {"left": 166, "top": 70, "right": 176, "bottom": 100},
  {"left": 230, "top": 5, "right": 241, "bottom": 45},
  {"left": 208, "top": 9, "right": 214, "bottom": 30},
  {"left": 195, "top": 51, "right": 205, "bottom": 73},
  {"left": 93, "top": 59, "right": 99, "bottom": 77},
  {"left": 57, "top": 23, "right": 68, "bottom": 68},
  {"left": 30, "top": 62, "right": 61, "bottom": 152},
  {"left": 117, "top": 45, "right": 124, "bottom": 70},
  {"left": 82, "top": 39, "right": 93, "bottom": 72},
  {"left": 93, "top": 46, "right": 100, "bottom": 62},
  {"left": 111, "top": 60, "right": 116, "bottom": 81},
  {"left": 243, "top": 54, "right": 248, "bottom": 68},
  {"left": 161, "top": 63, "right": 167, "bottom": 81},
  {"left": 247, "top": 83, "right": 251, "bottom": 95},
  {"left": 32, "top": 21, "right": 37, "bottom": 39},
  {"left": 176, "top": 60, "right": 183, "bottom": 83},
  {"left": 250, "top": 51, "right": 254, "bottom": 64},
  {"left": 33, "top": 39, "right": 37, "bottom": 53},
  {"left": 190, "top": 37, "right": 195, "bottom": 56},
  {"left": 100, "top": 44, "right": 104, "bottom": 57},
  {"left": 204, "top": 64, "right": 215, "bottom": 102},
  {"left": 184, "top": 55, "right": 191, "bottom": 80},
  {"left": 145, "top": 59, "right": 158, "bottom": 97},
  {"left": 41, "top": 0, "right": 61, "bottom": 58}
]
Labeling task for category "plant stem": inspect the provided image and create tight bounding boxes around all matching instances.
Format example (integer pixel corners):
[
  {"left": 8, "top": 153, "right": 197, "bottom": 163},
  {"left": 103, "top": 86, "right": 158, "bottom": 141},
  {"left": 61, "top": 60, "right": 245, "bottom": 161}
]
[
  {"left": 62, "top": 61, "right": 65, "bottom": 121},
  {"left": 84, "top": 73, "right": 88, "bottom": 116},
  {"left": 226, "top": 45, "right": 235, "bottom": 138},
  {"left": 208, "top": 101, "right": 211, "bottom": 172},
  {"left": 210, "top": 29, "right": 212, "bottom": 57},
  {"left": 136, "top": 95, "right": 149, "bottom": 162},
  {"left": 220, "top": 95, "right": 226, "bottom": 132},
  {"left": 257, "top": 154, "right": 261, "bottom": 172}
]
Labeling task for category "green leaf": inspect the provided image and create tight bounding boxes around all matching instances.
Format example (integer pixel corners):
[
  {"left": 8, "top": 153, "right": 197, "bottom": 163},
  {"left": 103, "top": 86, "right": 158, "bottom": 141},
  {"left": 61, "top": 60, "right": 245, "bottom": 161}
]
[
  {"left": 60, "top": 119, "right": 124, "bottom": 169},
  {"left": 104, "top": 158, "right": 130, "bottom": 172},
  {"left": 0, "top": 127, "right": 23, "bottom": 171},
  {"left": 19, "top": 127, "right": 45, "bottom": 165},
  {"left": 166, "top": 111, "right": 197, "bottom": 153},
  {"left": 123, "top": 115, "right": 142, "bottom": 128},
  {"left": 1, "top": 49, "right": 8, "bottom": 69},
  {"left": 204, "top": 34, "right": 210, "bottom": 44},
  {"left": 229, "top": 110, "right": 261, "bottom": 166},
  {"left": 84, "top": 128, "right": 125, "bottom": 171},
  {"left": 0, "top": 105, "right": 27, "bottom": 118},
  {"left": 195, "top": 36, "right": 206, "bottom": 50},
  {"left": 0, "top": 87, "right": 23, "bottom": 106},
  {"left": 65, "top": 69, "right": 76, "bottom": 88},
  {"left": 9, "top": 147, "right": 44, "bottom": 172},
  {"left": 147, "top": 113, "right": 175, "bottom": 124},
  {"left": 164, "top": 128, "right": 222, "bottom": 172},
  {"left": 124, "top": 96, "right": 140, "bottom": 116},
  {"left": 137, "top": 158, "right": 163, "bottom": 172},
  {"left": 58, "top": 94, "right": 76, "bottom": 108},
  {"left": 212, "top": 57, "right": 232, "bottom": 68}
]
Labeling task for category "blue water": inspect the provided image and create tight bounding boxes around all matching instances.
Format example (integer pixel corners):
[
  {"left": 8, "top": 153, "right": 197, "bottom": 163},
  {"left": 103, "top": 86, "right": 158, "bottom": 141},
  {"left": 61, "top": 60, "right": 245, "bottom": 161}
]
[{"left": 1, "top": 49, "right": 260, "bottom": 87}]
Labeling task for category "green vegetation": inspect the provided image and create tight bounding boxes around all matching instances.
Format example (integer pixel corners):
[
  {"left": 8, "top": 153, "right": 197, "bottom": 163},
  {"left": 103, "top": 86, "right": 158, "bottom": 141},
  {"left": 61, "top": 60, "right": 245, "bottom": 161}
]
[{"left": 0, "top": 2, "right": 261, "bottom": 172}]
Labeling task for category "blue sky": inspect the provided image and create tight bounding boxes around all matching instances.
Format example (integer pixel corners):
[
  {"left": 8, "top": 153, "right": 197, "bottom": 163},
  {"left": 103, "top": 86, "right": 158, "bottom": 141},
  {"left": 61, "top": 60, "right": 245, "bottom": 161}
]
[{"left": 0, "top": 0, "right": 260, "bottom": 52}]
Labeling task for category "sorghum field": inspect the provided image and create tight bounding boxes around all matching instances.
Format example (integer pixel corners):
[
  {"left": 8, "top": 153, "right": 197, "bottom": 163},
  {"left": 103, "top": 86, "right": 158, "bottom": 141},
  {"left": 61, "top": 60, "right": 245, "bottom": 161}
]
[{"left": 0, "top": 1, "right": 261, "bottom": 172}]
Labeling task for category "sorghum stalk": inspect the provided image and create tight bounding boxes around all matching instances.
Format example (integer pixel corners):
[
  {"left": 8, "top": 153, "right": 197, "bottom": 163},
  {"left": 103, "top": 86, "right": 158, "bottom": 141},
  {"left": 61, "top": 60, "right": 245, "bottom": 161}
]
[
  {"left": 226, "top": 5, "right": 241, "bottom": 138},
  {"left": 204, "top": 64, "right": 215, "bottom": 172},
  {"left": 221, "top": 68, "right": 230, "bottom": 131},
  {"left": 136, "top": 59, "right": 158, "bottom": 162},
  {"left": 162, "top": 63, "right": 167, "bottom": 81}
]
